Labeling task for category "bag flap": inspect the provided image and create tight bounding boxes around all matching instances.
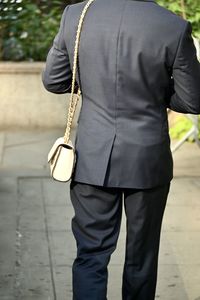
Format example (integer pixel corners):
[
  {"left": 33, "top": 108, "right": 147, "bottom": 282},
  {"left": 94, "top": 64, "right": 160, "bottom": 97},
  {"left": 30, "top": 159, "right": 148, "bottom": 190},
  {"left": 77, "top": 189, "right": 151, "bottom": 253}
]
[{"left": 47, "top": 137, "right": 74, "bottom": 163}]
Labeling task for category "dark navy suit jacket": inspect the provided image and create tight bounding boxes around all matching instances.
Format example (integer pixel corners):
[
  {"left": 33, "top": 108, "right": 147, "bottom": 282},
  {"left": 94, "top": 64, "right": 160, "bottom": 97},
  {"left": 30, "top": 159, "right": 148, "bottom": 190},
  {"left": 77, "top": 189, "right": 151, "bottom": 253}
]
[{"left": 42, "top": 0, "right": 200, "bottom": 188}]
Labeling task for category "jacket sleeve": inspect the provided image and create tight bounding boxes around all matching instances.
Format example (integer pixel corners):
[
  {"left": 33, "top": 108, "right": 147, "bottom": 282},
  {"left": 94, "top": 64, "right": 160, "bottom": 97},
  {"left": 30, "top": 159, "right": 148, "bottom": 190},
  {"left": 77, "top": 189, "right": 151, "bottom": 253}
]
[
  {"left": 167, "top": 21, "right": 200, "bottom": 114},
  {"left": 42, "top": 5, "right": 75, "bottom": 94}
]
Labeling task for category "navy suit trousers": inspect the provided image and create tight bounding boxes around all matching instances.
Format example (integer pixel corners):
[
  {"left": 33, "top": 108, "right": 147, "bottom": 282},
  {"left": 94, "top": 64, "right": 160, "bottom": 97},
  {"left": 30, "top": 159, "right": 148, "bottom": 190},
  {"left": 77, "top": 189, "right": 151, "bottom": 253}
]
[{"left": 69, "top": 180, "right": 170, "bottom": 300}]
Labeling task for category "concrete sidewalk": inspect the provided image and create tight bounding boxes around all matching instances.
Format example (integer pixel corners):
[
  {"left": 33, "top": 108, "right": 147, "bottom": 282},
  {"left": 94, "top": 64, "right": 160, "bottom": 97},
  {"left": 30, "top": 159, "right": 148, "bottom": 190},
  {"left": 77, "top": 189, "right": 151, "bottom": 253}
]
[{"left": 0, "top": 128, "right": 200, "bottom": 300}]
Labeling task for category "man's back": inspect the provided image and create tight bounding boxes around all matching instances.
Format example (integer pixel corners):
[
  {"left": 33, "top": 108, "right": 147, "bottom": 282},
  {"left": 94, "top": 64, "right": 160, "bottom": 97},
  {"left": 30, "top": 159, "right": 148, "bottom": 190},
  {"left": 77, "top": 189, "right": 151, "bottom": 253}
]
[{"left": 42, "top": 0, "right": 200, "bottom": 188}]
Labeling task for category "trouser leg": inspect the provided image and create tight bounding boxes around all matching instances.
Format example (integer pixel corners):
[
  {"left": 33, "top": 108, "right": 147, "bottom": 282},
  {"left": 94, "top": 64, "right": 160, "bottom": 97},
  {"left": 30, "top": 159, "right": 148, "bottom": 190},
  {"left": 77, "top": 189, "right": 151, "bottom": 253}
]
[
  {"left": 122, "top": 183, "right": 171, "bottom": 300},
  {"left": 69, "top": 180, "right": 123, "bottom": 300}
]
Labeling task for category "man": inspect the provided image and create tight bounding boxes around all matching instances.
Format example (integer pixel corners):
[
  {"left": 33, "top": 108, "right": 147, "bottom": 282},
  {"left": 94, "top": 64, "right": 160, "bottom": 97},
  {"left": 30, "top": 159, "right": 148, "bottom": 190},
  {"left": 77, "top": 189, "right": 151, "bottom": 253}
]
[{"left": 42, "top": 0, "right": 200, "bottom": 299}]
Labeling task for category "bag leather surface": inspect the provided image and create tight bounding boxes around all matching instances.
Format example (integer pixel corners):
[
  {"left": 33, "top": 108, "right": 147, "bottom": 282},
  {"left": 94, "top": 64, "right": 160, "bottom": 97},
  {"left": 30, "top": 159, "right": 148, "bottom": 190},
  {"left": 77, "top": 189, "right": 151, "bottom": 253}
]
[{"left": 48, "top": 138, "right": 76, "bottom": 182}]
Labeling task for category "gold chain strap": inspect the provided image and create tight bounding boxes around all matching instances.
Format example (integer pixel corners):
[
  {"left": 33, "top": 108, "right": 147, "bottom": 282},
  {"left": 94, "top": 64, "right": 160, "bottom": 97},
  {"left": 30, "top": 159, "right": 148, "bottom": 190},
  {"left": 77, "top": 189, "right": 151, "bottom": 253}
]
[{"left": 64, "top": 0, "right": 96, "bottom": 144}]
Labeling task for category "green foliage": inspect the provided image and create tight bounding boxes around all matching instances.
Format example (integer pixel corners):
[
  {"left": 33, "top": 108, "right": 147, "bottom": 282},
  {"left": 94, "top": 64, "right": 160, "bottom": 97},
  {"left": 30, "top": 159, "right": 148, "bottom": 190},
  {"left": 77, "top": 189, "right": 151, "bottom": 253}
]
[
  {"left": 0, "top": 0, "right": 73, "bottom": 61},
  {"left": 157, "top": 0, "right": 200, "bottom": 38},
  {"left": 169, "top": 115, "right": 200, "bottom": 142}
]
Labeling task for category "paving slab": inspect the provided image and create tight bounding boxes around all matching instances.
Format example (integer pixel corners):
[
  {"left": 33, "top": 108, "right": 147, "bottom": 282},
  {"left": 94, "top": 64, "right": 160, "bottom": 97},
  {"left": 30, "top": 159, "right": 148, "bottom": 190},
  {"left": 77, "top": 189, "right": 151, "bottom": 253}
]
[
  {"left": 52, "top": 265, "right": 73, "bottom": 299},
  {"left": 0, "top": 267, "right": 15, "bottom": 294},
  {"left": 2, "top": 140, "right": 51, "bottom": 169},
  {"left": 0, "top": 131, "right": 5, "bottom": 165},
  {"left": 45, "top": 205, "right": 74, "bottom": 232},
  {"left": 42, "top": 179, "right": 71, "bottom": 206},
  {"left": 167, "top": 177, "right": 200, "bottom": 206},
  {"left": 156, "top": 264, "right": 200, "bottom": 300},
  {"left": 18, "top": 178, "right": 46, "bottom": 232},
  {"left": 48, "top": 231, "right": 76, "bottom": 266},
  {"left": 15, "top": 266, "right": 54, "bottom": 299},
  {"left": 172, "top": 141, "right": 200, "bottom": 177},
  {"left": 159, "top": 231, "right": 200, "bottom": 265},
  {"left": 163, "top": 205, "right": 200, "bottom": 231},
  {"left": 107, "top": 265, "right": 123, "bottom": 299},
  {"left": 19, "top": 230, "right": 51, "bottom": 267}
]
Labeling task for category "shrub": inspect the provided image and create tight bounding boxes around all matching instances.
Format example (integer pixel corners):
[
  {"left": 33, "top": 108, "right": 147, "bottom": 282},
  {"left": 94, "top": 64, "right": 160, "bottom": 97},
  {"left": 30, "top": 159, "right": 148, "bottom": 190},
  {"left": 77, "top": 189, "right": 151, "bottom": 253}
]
[
  {"left": 0, "top": 0, "right": 77, "bottom": 61},
  {"left": 169, "top": 115, "right": 200, "bottom": 142}
]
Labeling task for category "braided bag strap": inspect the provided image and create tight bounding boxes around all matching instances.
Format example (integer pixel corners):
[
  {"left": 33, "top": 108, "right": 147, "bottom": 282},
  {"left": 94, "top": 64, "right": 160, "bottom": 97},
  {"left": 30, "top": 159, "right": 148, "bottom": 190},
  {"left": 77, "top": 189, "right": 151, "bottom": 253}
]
[{"left": 63, "top": 0, "right": 96, "bottom": 144}]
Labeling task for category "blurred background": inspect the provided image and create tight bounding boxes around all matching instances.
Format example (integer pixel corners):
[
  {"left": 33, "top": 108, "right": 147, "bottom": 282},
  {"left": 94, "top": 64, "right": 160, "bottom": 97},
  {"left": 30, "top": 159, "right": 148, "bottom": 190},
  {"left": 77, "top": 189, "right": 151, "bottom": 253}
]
[{"left": 0, "top": 1, "right": 200, "bottom": 299}]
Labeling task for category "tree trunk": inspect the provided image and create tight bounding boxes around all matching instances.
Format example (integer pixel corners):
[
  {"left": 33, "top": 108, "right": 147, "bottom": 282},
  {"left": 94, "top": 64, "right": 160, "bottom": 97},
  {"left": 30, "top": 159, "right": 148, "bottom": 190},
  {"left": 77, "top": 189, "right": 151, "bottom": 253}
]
[{"left": 180, "top": 0, "right": 187, "bottom": 19}]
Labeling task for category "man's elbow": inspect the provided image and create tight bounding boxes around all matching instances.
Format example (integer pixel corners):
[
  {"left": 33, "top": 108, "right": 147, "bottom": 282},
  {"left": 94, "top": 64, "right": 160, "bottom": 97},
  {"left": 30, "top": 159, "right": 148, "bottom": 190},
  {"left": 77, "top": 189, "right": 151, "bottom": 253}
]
[
  {"left": 168, "top": 94, "right": 200, "bottom": 115},
  {"left": 186, "top": 94, "right": 200, "bottom": 114},
  {"left": 189, "top": 102, "right": 200, "bottom": 115},
  {"left": 41, "top": 70, "right": 56, "bottom": 93},
  {"left": 41, "top": 71, "right": 71, "bottom": 94},
  {"left": 41, "top": 70, "right": 52, "bottom": 92},
  {"left": 42, "top": 78, "right": 62, "bottom": 94}
]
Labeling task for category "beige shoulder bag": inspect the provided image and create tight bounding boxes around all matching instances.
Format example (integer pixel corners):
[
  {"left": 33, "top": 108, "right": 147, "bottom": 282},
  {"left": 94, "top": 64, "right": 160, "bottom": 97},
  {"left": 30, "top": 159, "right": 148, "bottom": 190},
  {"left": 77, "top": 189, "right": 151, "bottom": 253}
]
[{"left": 47, "top": 0, "right": 95, "bottom": 182}]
